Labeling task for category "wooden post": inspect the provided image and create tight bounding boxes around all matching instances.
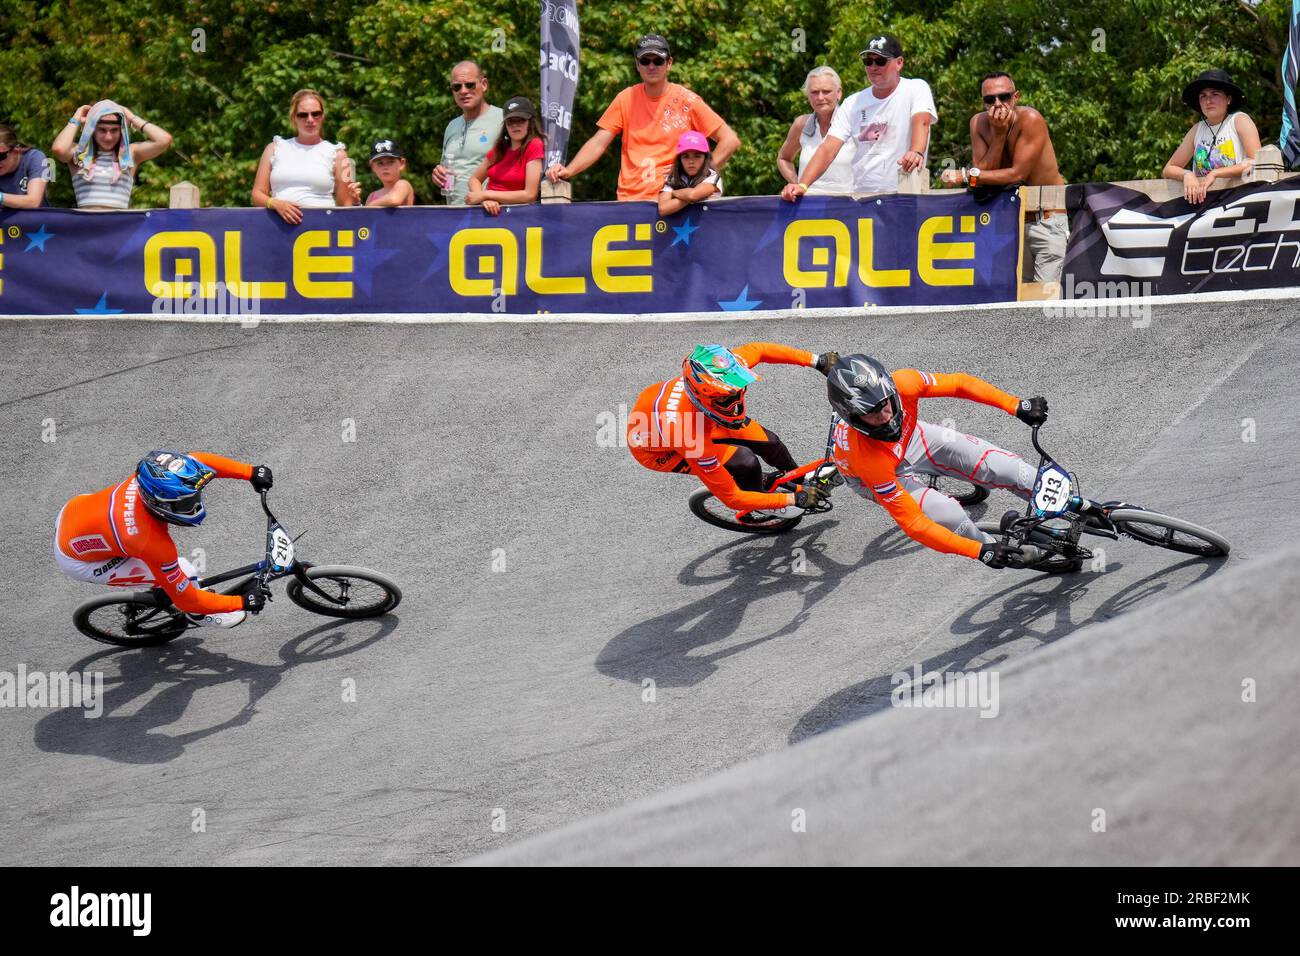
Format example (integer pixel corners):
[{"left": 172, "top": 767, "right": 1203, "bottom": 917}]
[
  {"left": 169, "top": 181, "right": 200, "bottom": 208},
  {"left": 897, "top": 166, "right": 930, "bottom": 194},
  {"left": 540, "top": 180, "right": 572, "bottom": 204}
]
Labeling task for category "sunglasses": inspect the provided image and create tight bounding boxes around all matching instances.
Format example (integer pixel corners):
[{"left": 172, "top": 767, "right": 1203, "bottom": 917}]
[
  {"left": 0, "top": 149, "right": 13, "bottom": 160},
  {"left": 451, "top": 81, "right": 478, "bottom": 92},
  {"left": 295, "top": 110, "right": 323, "bottom": 119},
  {"left": 982, "top": 91, "right": 1015, "bottom": 105},
  {"left": 637, "top": 56, "right": 666, "bottom": 66},
  {"left": 861, "top": 55, "right": 894, "bottom": 67}
]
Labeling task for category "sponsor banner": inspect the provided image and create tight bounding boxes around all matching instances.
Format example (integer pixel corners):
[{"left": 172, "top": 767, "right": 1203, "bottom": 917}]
[
  {"left": 1064, "top": 179, "right": 1300, "bottom": 296},
  {"left": 539, "top": 0, "right": 580, "bottom": 171},
  {"left": 0, "top": 193, "right": 1020, "bottom": 315}
]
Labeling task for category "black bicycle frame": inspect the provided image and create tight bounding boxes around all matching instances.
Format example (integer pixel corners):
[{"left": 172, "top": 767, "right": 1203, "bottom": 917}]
[
  {"left": 143, "top": 492, "right": 346, "bottom": 610},
  {"left": 1020, "top": 425, "right": 1119, "bottom": 543}
]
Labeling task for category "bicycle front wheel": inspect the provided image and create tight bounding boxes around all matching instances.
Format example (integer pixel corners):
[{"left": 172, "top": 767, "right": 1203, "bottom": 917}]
[
  {"left": 73, "top": 592, "right": 189, "bottom": 647},
  {"left": 1109, "top": 508, "right": 1230, "bottom": 557},
  {"left": 286, "top": 565, "right": 403, "bottom": 618}
]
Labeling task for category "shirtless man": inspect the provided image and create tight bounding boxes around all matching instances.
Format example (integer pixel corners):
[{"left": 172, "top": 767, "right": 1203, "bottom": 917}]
[{"left": 941, "top": 72, "right": 1067, "bottom": 282}]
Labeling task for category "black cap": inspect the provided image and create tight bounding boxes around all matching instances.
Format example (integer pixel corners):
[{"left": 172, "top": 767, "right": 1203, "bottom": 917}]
[
  {"left": 369, "top": 139, "right": 404, "bottom": 161},
  {"left": 859, "top": 34, "right": 903, "bottom": 61},
  {"left": 1181, "top": 69, "right": 1246, "bottom": 113},
  {"left": 503, "top": 96, "right": 536, "bottom": 120},
  {"left": 635, "top": 34, "right": 671, "bottom": 58}
]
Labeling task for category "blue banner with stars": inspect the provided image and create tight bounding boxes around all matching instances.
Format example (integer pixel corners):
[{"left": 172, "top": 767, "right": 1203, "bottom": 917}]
[{"left": 0, "top": 193, "right": 1019, "bottom": 315}]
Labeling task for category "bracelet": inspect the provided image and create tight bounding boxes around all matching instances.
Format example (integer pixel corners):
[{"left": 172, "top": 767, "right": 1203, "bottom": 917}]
[
  {"left": 266, "top": 197, "right": 277, "bottom": 211},
  {"left": 794, "top": 182, "right": 808, "bottom": 194},
  {"left": 68, "top": 117, "right": 79, "bottom": 125},
  {"left": 0, "top": 193, "right": 5, "bottom": 207}
]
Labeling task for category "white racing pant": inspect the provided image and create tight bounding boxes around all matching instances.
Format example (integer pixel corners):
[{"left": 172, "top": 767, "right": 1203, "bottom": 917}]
[
  {"left": 850, "top": 420, "right": 1036, "bottom": 545},
  {"left": 54, "top": 522, "right": 246, "bottom": 629}
]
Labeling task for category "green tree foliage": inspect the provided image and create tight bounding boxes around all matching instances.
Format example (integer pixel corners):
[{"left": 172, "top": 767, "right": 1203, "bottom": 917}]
[{"left": 0, "top": 0, "right": 1290, "bottom": 207}]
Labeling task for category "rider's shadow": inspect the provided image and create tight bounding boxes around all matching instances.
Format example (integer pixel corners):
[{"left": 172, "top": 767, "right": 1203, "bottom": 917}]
[
  {"left": 32, "top": 615, "right": 399, "bottom": 764},
  {"left": 596, "top": 522, "right": 919, "bottom": 689},
  {"left": 789, "top": 555, "right": 1226, "bottom": 744}
]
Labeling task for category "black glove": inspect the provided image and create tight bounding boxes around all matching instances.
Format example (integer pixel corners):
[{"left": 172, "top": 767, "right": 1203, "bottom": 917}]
[
  {"left": 978, "top": 540, "right": 1018, "bottom": 569},
  {"left": 240, "top": 581, "right": 271, "bottom": 614},
  {"left": 1015, "top": 396, "right": 1049, "bottom": 427},
  {"left": 250, "top": 465, "right": 273, "bottom": 492},
  {"left": 794, "top": 485, "right": 825, "bottom": 510},
  {"left": 813, "top": 351, "right": 841, "bottom": 376}
]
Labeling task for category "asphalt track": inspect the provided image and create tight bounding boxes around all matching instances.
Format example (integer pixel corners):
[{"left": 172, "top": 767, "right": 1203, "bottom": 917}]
[{"left": 1, "top": 299, "right": 1297, "bottom": 865}]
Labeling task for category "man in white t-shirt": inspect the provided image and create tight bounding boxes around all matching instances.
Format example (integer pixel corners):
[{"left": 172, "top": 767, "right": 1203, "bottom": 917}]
[{"left": 781, "top": 34, "right": 936, "bottom": 200}]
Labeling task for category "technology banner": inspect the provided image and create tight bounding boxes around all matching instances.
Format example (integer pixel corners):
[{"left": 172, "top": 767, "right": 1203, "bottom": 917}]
[
  {"left": 0, "top": 193, "right": 1020, "bottom": 316},
  {"left": 1064, "top": 179, "right": 1300, "bottom": 296}
]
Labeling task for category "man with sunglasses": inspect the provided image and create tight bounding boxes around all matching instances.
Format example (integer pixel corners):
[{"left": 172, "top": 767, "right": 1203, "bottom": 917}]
[
  {"left": 939, "top": 72, "right": 1066, "bottom": 281},
  {"left": 781, "top": 34, "right": 936, "bottom": 200},
  {"left": 433, "top": 61, "right": 503, "bottom": 205},
  {"left": 547, "top": 34, "right": 740, "bottom": 201}
]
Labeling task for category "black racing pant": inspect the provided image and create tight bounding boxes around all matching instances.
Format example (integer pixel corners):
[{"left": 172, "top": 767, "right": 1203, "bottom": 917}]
[{"left": 715, "top": 426, "right": 798, "bottom": 493}]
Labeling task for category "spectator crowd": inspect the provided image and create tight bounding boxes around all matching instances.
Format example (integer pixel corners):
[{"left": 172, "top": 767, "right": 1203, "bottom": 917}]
[{"left": 0, "top": 29, "right": 1267, "bottom": 283}]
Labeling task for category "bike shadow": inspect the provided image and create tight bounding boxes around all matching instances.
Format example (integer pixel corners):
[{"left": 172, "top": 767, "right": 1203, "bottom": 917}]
[
  {"left": 33, "top": 614, "right": 399, "bottom": 764},
  {"left": 788, "top": 554, "right": 1226, "bottom": 744},
  {"left": 596, "top": 521, "right": 915, "bottom": 689}
]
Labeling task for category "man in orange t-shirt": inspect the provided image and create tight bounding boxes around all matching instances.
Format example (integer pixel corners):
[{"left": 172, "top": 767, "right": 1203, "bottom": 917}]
[{"left": 546, "top": 34, "right": 741, "bottom": 200}]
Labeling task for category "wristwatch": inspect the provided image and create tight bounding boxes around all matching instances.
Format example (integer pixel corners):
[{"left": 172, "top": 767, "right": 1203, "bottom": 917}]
[{"left": 968, "top": 166, "right": 981, "bottom": 187}]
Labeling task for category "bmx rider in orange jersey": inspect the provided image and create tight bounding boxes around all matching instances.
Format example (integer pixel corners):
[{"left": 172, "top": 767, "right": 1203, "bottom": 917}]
[
  {"left": 628, "top": 343, "right": 840, "bottom": 516},
  {"left": 55, "top": 450, "right": 275, "bottom": 626},
  {"left": 825, "top": 354, "right": 1050, "bottom": 568}
]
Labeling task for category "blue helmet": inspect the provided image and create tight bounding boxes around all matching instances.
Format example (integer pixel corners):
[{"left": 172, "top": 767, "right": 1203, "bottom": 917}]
[{"left": 135, "top": 451, "right": 216, "bottom": 526}]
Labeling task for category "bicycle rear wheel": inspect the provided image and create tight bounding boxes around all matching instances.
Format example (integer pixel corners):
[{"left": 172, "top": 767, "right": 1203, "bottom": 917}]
[
  {"left": 925, "top": 474, "right": 989, "bottom": 507},
  {"left": 1109, "top": 508, "right": 1230, "bottom": 557},
  {"left": 688, "top": 488, "right": 804, "bottom": 535},
  {"left": 286, "top": 565, "right": 403, "bottom": 618},
  {"left": 73, "top": 592, "right": 189, "bottom": 647}
]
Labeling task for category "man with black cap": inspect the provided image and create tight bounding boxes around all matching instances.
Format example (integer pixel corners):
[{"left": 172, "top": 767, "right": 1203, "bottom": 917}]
[
  {"left": 782, "top": 33, "right": 936, "bottom": 200},
  {"left": 546, "top": 33, "right": 740, "bottom": 201},
  {"left": 1162, "top": 69, "right": 1260, "bottom": 205}
]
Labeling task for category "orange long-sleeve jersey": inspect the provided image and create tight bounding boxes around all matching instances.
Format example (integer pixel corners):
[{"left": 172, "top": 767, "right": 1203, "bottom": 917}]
[
  {"left": 628, "top": 342, "right": 816, "bottom": 511},
  {"left": 832, "top": 370, "right": 1021, "bottom": 558},
  {"left": 57, "top": 452, "right": 254, "bottom": 614}
]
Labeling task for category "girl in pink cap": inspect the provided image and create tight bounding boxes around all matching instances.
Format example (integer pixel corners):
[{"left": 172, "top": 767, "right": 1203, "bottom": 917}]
[{"left": 658, "top": 130, "right": 722, "bottom": 215}]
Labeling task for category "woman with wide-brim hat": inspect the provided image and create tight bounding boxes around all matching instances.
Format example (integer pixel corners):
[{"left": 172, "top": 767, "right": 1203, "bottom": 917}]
[{"left": 1162, "top": 68, "right": 1260, "bottom": 205}]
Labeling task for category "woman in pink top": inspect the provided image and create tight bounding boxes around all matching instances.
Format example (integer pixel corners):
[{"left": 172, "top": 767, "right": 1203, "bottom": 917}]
[{"left": 466, "top": 96, "right": 545, "bottom": 216}]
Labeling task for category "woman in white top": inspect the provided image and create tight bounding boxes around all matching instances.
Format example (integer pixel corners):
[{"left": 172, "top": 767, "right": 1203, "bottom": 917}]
[
  {"left": 253, "top": 89, "right": 360, "bottom": 225},
  {"left": 777, "top": 66, "right": 856, "bottom": 196},
  {"left": 1162, "top": 69, "right": 1260, "bottom": 206},
  {"left": 50, "top": 100, "right": 173, "bottom": 210}
]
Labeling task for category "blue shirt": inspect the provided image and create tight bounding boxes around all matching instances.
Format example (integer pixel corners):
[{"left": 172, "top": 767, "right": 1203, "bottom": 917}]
[{"left": 0, "top": 148, "right": 52, "bottom": 205}]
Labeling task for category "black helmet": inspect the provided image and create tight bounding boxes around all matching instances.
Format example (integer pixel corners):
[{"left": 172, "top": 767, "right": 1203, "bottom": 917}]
[{"left": 827, "top": 355, "right": 903, "bottom": 442}]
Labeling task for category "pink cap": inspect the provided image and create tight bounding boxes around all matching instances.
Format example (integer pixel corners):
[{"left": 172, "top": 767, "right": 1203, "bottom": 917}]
[{"left": 676, "top": 131, "right": 710, "bottom": 155}]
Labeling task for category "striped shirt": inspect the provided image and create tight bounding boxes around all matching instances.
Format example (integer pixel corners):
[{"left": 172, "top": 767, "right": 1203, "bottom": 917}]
[{"left": 70, "top": 153, "right": 135, "bottom": 209}]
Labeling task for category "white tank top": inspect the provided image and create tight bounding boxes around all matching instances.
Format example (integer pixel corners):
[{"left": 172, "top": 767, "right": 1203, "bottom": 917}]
[
  {"left": 269, "top": 136, "right": 341, "bottom": 207},
  {"left": 1193, "top": 112, "right": 1246, "bottom": 176},
  {"left": 799, "top": 114, "right": 856, "bottom": 195}
]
